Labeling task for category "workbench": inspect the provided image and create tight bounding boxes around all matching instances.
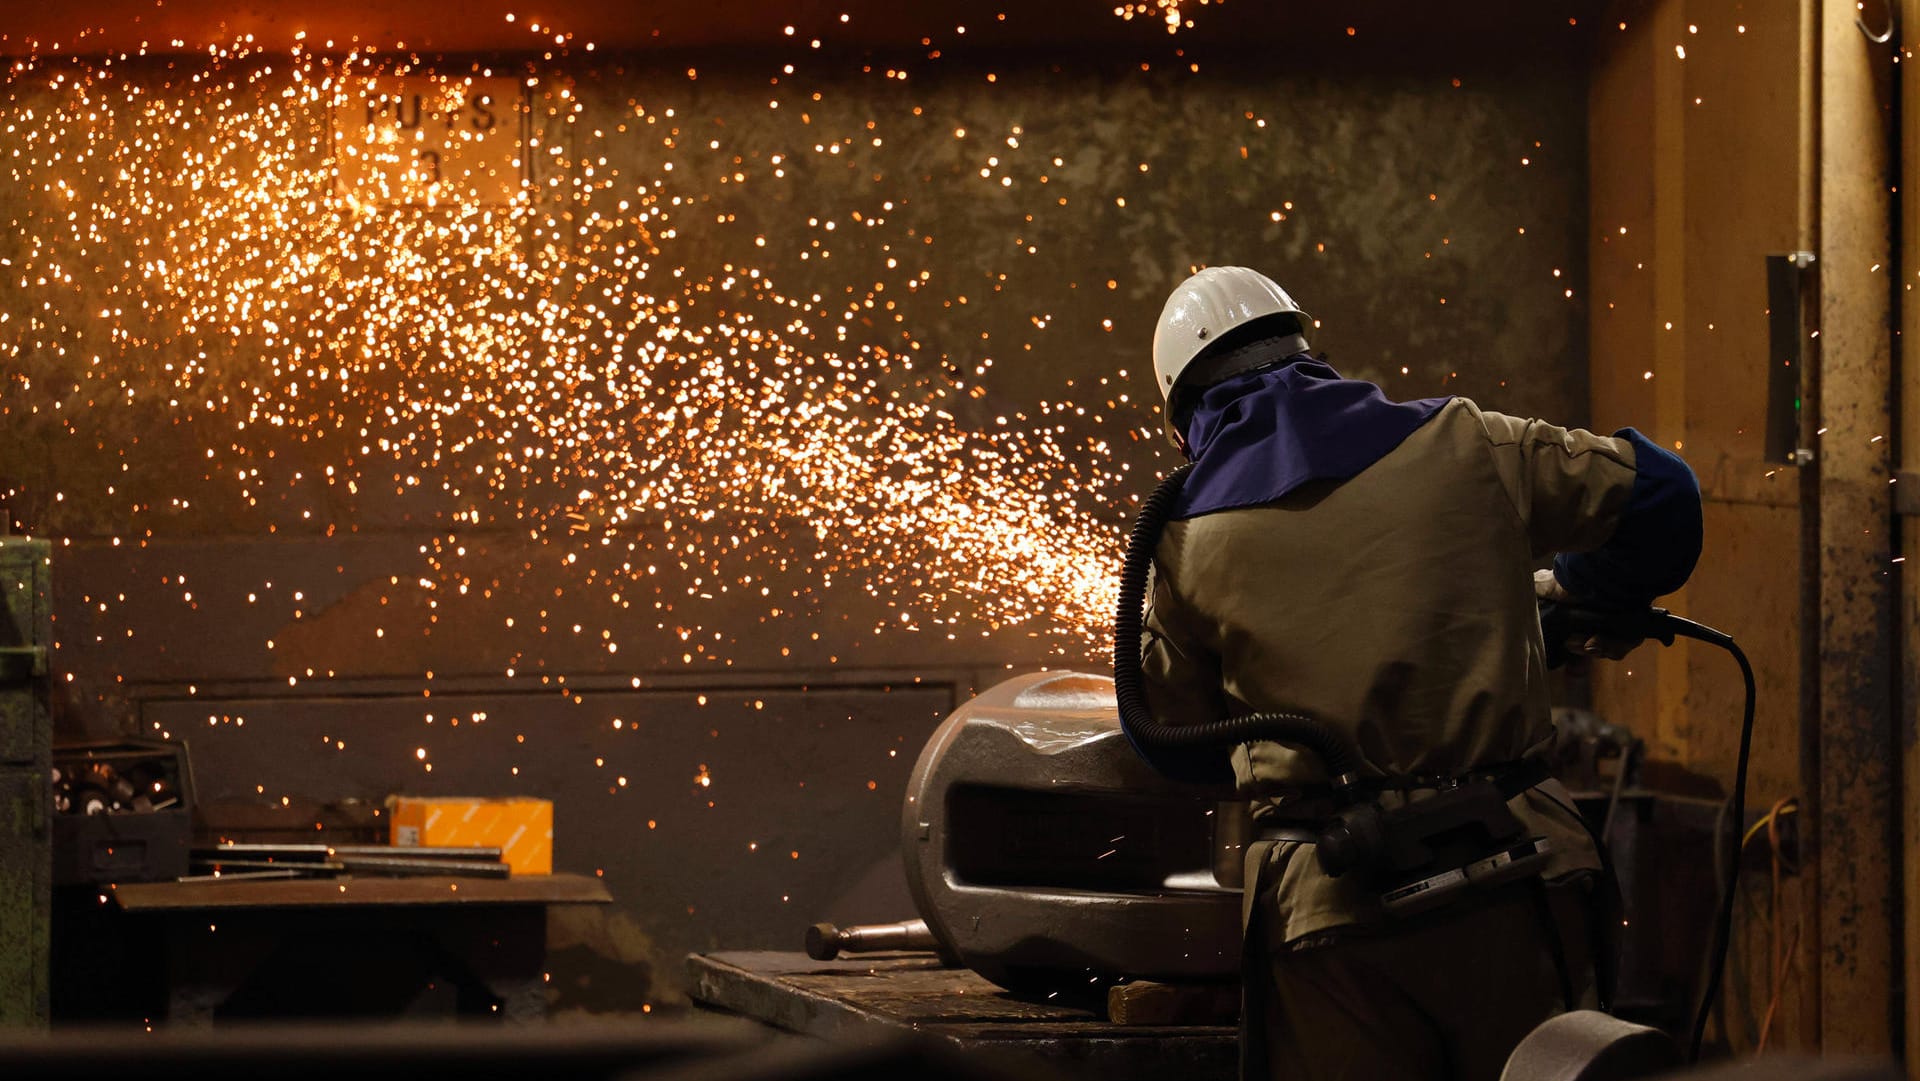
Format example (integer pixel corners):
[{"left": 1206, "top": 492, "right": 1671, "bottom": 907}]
[
  {"left": 686, "top": 951, "right": 1236, "bottom": 1080},
  {"left": 109, "top": 872, "right": 611, "bottom": 1024}
]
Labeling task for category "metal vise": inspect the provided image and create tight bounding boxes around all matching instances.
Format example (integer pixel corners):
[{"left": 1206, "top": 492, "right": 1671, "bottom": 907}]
[{"left": 901, "top": 671, "right": 1245, "bottom": 993}]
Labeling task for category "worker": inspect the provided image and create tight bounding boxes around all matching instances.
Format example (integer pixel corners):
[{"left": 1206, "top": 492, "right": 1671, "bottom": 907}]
[{"left": 1136, "top": 266, "right": 1702, "bottom": 1081}]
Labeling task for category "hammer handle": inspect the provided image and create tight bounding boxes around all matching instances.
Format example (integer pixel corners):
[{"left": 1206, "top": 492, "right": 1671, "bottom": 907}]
[{"left": 805, "top": 918, "right": 937, "bottom": 960}]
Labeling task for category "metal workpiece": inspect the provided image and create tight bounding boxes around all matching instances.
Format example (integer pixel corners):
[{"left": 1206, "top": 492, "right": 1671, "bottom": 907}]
[
  {"left": 901, "top": 671, "right": 1244, "bottom": 993},
  {"left": 1498, "top": 1011, "right": 1680, "bottom": 1081},
  {"left": 803, "top": 918, "right": 939, "bottom": 961},
  {"left": 1503, "top": 1009, "right": 1901, "bottom": 1081}
]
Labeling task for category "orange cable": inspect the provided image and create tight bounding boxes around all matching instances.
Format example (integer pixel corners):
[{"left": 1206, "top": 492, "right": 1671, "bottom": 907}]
[{"left": 1756, "top": 796, "right": 1801, "bottom": 1052}]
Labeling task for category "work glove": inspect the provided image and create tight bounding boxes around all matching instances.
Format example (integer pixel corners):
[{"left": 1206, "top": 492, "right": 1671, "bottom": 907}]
[{"left": 1534, "top": 569, "right": 1645, "bottom": 665}]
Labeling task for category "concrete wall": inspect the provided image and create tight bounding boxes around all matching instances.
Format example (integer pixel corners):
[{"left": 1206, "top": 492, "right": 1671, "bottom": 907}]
[{"left": 0, "top": 11, "right": 1592, "bottom": 1011}]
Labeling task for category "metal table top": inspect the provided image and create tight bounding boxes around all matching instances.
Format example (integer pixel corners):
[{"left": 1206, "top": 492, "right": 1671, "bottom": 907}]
[{"left": 687, "top": 950, "right": 1235, "bottom": 1081}]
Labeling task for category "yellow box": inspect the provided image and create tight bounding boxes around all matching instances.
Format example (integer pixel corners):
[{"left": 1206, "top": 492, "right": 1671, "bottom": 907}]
[{"left": 387, "top": 796, "right": 553, "bottom": 875}]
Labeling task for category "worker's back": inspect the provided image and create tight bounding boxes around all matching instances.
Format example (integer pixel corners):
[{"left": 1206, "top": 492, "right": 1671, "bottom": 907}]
[
  {"left": 1144, "top": 394, "right": 1614, "bottom": 943},
  {"left": 1150, "top": 395, "right": 1554, "bottom": 785}
]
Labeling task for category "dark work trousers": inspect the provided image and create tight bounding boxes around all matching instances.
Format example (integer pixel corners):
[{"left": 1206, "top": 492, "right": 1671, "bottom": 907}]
[{"left": 1240, "top": 844, "right": 1596, "bottom": 1081}]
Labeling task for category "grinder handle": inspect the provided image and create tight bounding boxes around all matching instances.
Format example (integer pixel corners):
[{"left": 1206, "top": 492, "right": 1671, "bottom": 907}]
[{"left": 1540, "top": 601, "right": 1678, "bottom": 649}]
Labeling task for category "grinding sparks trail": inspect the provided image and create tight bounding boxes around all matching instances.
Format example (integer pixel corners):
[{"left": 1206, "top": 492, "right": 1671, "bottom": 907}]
[
  {"left": 0, "top": 36, "right": 1135, "bottom": 662},
  {"left": 1113, "top": 0, "right": 1220, "bottom": 34}
]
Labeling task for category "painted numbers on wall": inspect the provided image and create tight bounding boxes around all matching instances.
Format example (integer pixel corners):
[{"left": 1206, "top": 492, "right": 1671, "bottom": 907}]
[{"left": 334, "top": 76, "right": 526, "bottom": 204}]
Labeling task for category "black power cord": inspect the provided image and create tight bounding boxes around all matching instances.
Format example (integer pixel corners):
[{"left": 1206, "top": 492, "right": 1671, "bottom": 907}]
[
  {"left": 1544, "top": 604, "right": 1754, "bottom": 1060},
  {"left": 1678, "top": 626, "right": 1756, "bottom": 1062},
  {"left": 1115, "top": 465, "right": 1756, "bottom": 1064}
]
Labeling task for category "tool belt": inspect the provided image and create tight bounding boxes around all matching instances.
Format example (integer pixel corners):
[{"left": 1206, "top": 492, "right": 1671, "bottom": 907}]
[
  {"left": 1252, "top": 756, "right": 1551, "bottom": 836},
  {"left": 1250, "top": 756, "right": 1556, "bottom": 917}
]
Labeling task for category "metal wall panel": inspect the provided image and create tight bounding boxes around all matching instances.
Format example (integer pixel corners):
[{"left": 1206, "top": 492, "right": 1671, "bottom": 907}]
[{"left": 0, "top": 538, "right": 52, "bottom": 1027}]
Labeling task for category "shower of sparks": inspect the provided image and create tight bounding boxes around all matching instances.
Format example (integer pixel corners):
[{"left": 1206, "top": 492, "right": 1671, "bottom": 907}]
[
  {"left": 1112, "top": 0, "right": 1219, "bottom": 34},
  {"left": 0, "top": 31, "right": 1145, "bottom": 668}
]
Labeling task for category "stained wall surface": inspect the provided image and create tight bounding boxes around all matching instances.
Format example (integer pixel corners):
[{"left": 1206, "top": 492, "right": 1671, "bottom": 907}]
[{"left": 1587, "top": 0, "right": 1819, "bottom": 1052}]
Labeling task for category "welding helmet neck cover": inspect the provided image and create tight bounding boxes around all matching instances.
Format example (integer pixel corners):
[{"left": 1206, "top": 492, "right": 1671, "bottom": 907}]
[{"left": 1153, "top": 266, "right": 1311, "bottom": 448}]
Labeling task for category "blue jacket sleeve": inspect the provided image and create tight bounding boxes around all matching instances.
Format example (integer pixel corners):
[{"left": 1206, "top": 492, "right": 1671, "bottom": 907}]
[{"left": 1551, "top": 428, "right": 1702, "bottom": 607}]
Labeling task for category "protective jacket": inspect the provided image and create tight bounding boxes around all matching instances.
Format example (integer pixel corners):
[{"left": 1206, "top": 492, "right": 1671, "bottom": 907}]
[{"left": 1140, "top": 354, "right": 1701, "bottom": 946}]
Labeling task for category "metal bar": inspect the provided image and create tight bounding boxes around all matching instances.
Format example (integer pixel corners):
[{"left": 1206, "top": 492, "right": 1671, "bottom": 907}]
[
  {"left": 173, "top": 869, "right": 309, "bottom": 883},
  {"left": 191, "top": 844, "right": 332, "bottom": 860},
  {"left": 333, "top": 844, "right": 503, "bottom": 861},
  {"left": 189, "top": 859, "right": 345, "bottom": 875},
  {"left": 196, "top": 844, "right": 503, "bottom": 861},
  {"left": 804, "top": 919, "right": 939, "bottom": 960},
  {"left": 334, "top": 855, "right": 511, "bottom": 879},
  {"left": 1797, "top": 0, "right": 1825, "bottom": 1048}
]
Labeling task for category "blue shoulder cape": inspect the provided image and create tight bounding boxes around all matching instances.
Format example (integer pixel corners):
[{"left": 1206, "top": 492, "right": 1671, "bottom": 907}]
[{"left": 1175, "top": 356, "right": 1450, "bottom": 519}]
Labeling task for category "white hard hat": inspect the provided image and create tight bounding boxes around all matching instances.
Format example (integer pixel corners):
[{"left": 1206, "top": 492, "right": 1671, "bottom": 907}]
[{"left": 1151, "top": 266, "right": 1310, "bottom": 403}]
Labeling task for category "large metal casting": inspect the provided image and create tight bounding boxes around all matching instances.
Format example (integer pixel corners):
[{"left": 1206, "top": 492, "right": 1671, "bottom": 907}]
[{"left": 901, "top": 671, "right": 1243, "bottom": 993}]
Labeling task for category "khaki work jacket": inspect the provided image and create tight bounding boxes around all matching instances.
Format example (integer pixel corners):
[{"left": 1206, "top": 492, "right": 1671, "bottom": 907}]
[{"left": 1142, "top": 397, "right": 1634, "bottom": 945}]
